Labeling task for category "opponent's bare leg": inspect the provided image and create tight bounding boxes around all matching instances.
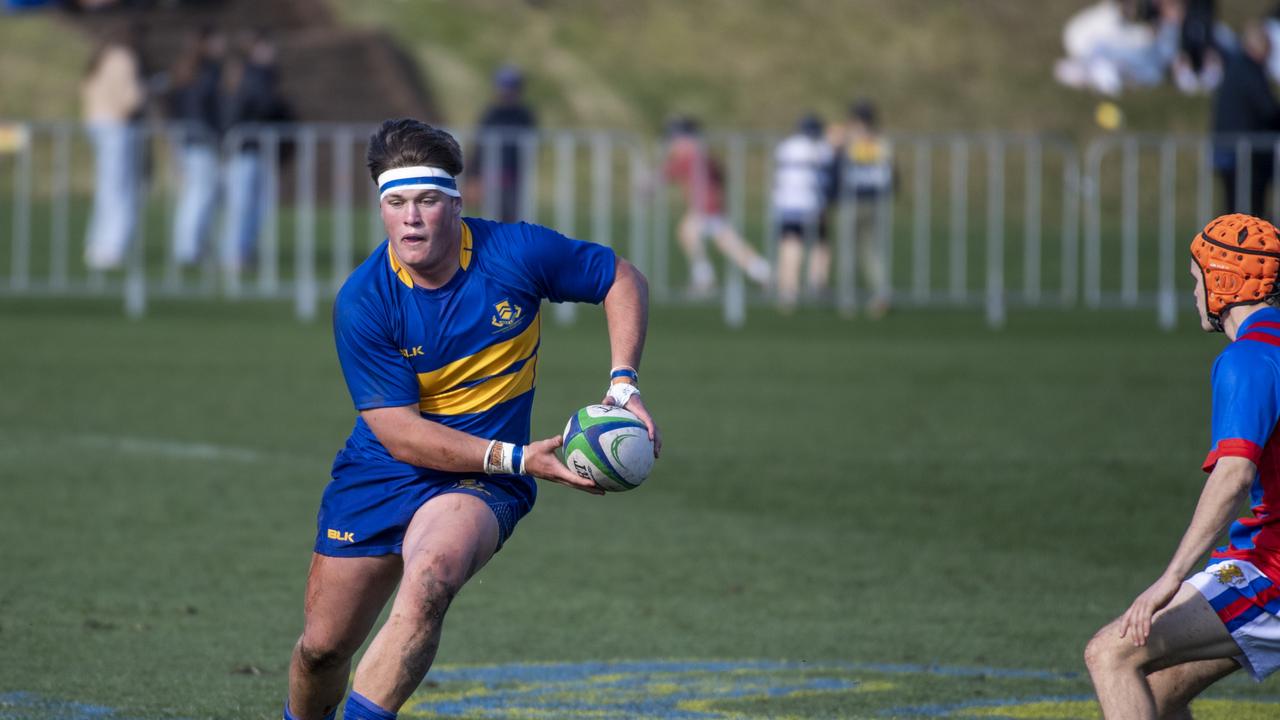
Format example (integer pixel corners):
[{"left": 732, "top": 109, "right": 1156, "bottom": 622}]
[
  {"left": 1148, "top": 657, "right": 1239, "bottom": 720},
  {"left": 1085, "top": 583, "right": 1241, "bottom": 720},
  {"left": 351, "top": 493, "right": 500, "bottom": 709},
  {"left": 288, "top": 554, "right": 402, "bottom": 719}
]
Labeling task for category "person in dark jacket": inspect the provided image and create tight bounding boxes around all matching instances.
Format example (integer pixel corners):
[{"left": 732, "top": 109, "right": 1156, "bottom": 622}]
[
  {"left": 220, "top": 29, "right": 287, "bottom": 273},
  {"left": 1212, "top": 21, "right": 1280, "bottom": 216},
  {"left": 468, "top": 66, "right": 536, "bottom": 222},
  {"left": 169, "top": 25, "right": 227, "bottom": 266}
]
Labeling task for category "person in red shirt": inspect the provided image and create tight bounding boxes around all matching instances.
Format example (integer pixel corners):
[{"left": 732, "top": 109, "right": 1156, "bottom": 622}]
[{"left": 662, "top": 116, "right": 770, "bottom": 297}]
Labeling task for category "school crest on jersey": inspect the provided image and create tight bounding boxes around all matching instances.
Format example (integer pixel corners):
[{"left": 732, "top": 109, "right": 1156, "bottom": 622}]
[
  {"left": 1214, "top": 563, "right": 1248, "bottom": 588},
  {"left": 491, "top": 300, "right": 524, "bottom": 333}
]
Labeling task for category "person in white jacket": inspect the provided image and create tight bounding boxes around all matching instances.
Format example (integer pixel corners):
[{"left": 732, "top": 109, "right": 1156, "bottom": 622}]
[
  {"left": 81, "top": 24, "right": 146, "bottom": 271},
  {"left": 773, "top": 114, "right": 834, "bottom": 312}
]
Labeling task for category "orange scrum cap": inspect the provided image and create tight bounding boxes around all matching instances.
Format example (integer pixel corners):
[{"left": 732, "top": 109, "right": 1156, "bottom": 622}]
[{"left": 1191, "top": 213, "right": 1280, "bottom": 331}]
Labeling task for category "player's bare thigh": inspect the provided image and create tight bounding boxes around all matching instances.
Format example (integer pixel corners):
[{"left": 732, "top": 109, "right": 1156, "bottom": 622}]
[
  {"left": 299, "top": 553, "right": 402, "bottom": 655},
  {"left": 1147, "top": 657, "right": 1239, "bottom": 719},
  {"left": 399, "top": 492, "right": 501, "bottom": 592},
  {"left": 1089, "top": 583, "right": 1241, "bottom": 671}
]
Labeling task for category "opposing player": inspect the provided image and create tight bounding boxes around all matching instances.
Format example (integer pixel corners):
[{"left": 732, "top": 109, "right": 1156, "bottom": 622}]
[
  {"left": 283, "top": 118, "right": 661, "bottom": 720},
  {"left": 1085, "top": 213, "right": 1280, "bottom": 718}
]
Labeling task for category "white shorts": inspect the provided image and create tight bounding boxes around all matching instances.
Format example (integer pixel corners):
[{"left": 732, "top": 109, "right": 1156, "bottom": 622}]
[
  {"left": 1188, "top": 559, "right": 1280, "bottom": 680},
  {"left": 691, "top": 214, "right": 727, "bottom": 238}
]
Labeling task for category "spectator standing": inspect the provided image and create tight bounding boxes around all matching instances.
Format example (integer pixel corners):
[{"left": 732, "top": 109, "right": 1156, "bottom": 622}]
[
  {"left": 468, "top": 66, "right": 536, "bottom": 222},
  {"left": 662, "top": 116, "right": 771, "bottom": 298},
  {"left": 1167, "top": 0, "right": 1236, "bottom": 94},
  {"left": 169, "top": 26, "right": 227, "bottom": 267},
  {"left": 834, "top": 99, "right": 894, "bottom": 319},
  {"left": 772, "top": 114, "right": 835, "bottom": 312},
  {"left": 81, "top": 23, "right": 146, "bottom": 271},
  {"left": 220, "top": 29, "right": 287, "bottom": 273},
  {"left": 1265, "top": 3, "right": 1280, "bottom": 83},
  {"left": 1212, "top": 22, "right": 1280, "bottom": 216}
]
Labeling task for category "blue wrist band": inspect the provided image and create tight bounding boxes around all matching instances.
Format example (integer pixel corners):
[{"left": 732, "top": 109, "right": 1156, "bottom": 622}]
[{"left": 512, "top": 444, "right": 525, "bottom": 475}]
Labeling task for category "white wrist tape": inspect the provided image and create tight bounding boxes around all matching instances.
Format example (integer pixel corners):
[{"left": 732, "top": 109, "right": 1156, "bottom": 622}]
[
  {"left": 606, "top": 382, "right": 640, "bottom": 408},
  {"left": 484, "top": 440, "right": 526, "bottom": 475}
]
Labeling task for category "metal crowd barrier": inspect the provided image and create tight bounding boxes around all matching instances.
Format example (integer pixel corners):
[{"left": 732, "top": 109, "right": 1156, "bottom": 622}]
[{"left": 0, "top": 120, "right": 1273, "bottom": 328}]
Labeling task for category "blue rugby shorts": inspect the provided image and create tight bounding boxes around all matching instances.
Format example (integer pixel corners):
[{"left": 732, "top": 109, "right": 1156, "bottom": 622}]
[{"left": 314, "top": 467, "right": 535, "bottom": 557}]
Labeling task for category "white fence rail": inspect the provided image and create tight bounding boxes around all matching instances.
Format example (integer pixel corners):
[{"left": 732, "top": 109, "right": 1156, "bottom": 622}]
[{"left": 0, "top": 121, "right": 1273, "bottom": 328}]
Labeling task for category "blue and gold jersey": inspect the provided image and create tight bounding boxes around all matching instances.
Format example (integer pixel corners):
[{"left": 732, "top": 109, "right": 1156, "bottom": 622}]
[{"left": 331, "top": 217, "right": 617, "bottom": 498}]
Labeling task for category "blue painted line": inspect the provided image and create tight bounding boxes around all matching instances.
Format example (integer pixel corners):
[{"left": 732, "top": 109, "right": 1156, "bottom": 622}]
[
  {"left": 409, "top": 659, "right": 1086, "bottom": 719},
  {"left": 844, "top": 661, "right": 1079, "bottom": 682},
  {"left": 880, "top": 694, "right": 1096, "bottom": 718},
  {"left": 0, "top": 691, "right": 176, "bottom": 720},
  {"left": 416, "top": 664, "right": 860, "bottom": 719},
  {"left": 425, "top": 658, "right": 1081, "bottom": 684}
]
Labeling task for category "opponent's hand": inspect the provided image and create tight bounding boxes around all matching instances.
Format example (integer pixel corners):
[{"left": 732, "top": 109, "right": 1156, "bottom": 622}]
[
  {"left": 523, "top": 435, "right": 605, "bottom": 495},
  {"left": 1118, "top": 573, "right": 1182, "bottom": 646},
  {"left": 602, "top": 392, "right": 662, "bottom": 458}
]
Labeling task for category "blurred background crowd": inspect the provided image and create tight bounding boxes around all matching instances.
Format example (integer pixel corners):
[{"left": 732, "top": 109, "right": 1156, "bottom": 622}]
[{"left": 4, "top": 0, "right": 1280, "bottom": 321}]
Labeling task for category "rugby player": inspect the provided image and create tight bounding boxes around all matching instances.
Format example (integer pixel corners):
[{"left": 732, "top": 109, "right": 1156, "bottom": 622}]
[
  {"left": 1085, "top": 213, "right": 1280, "bottom": 718},
  {"left": 283, "top": 118, "right": 660, "bottom": 720}
]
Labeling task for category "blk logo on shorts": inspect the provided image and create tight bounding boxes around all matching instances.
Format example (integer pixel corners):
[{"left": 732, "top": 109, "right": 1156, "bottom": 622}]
[{"left": 327, "top": 529, "right": 355, "bottom": 543}]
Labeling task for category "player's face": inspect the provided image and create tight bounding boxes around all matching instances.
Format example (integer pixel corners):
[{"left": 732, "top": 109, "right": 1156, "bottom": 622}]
[
  {"left": 382, "top": 189, "right": 462, "bottom": 275},
  {"left": 1190, "top": 259, "right": 1213, "bottom": 332}
]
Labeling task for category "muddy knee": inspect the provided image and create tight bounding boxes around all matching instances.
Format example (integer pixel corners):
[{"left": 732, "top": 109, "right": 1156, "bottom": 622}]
[
  {"left": 295, "top": 636, "right": 357, "bottom": 675},
  {"left": 402, "top": 560, "right": 462, "bottom": 623}
]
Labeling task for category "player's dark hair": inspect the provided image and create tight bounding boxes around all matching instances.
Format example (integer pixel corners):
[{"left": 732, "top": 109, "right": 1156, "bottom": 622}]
[
  {"left": 797, "top": 113, "right": 823, "bottom": 139},
  {"left": 664, "top": 115, "right": 701, "bottom": 138},
  {"left": 366, "top": 118, "right": 464, "bottom": 182},
  {"left": 849, "top": 98, "right": 878, "bottom": 128}
]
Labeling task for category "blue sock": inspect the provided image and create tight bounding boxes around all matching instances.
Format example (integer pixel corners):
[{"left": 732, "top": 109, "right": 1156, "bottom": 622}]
[
  {"left": 343, "top": 691, "right": 397, "bottom": 720},
  {"left": 283, "top": 701, "right": 336, "bottom": 720}
]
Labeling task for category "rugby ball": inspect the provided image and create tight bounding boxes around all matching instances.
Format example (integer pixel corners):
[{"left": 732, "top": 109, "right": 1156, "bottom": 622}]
[{"left": 561, "top": 404, "right": 654, "bottom": 492}]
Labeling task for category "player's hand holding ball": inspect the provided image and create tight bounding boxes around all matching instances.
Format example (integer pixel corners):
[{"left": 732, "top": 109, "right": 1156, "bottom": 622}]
[
  {"left": 561, "top": 404, "right": 655, "bottom": 492},
  {"left": 600, "top": 365, "right": 661, "bottom": 458},
  {"left": 523, "top": 434, "right": 605, "bottom": 495},
  {"left": 536, "top": 365, "right": 659, "bottom": 494}
]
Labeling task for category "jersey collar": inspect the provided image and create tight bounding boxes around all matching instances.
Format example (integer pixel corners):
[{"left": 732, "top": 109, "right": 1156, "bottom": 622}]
[
  {"left": 1236, "top": 305, "right": 1280, "bottom": 338},
  {"left": 387, "top": 220, "right": 473, "bottom": 289}
]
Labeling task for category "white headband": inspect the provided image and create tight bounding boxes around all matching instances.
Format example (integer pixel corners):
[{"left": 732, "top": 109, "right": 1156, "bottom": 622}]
[{"left": 377, "top": 166, "right": 461, "bottom": 199}]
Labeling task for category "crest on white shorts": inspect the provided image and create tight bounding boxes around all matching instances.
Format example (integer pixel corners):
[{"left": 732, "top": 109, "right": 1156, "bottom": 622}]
[{"left": 1214, "top": 563, "right": 1249, "bottom": 588}]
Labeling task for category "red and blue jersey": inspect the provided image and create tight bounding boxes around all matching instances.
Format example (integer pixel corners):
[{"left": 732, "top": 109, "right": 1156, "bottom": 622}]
[{"left": 1205, "top": 307, "right": 1280, "bottom": 581}]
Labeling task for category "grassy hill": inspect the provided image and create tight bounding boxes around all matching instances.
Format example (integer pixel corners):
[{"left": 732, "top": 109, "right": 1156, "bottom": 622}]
[
  {"left": 0, "top": 12, "right": 92, "bottom": 121},
  {"left": 334, "top": 0, "right": 1275, "bottom": 135},
  {"left": 2, "top": 0, "right": 1278, "bottom": 133}
]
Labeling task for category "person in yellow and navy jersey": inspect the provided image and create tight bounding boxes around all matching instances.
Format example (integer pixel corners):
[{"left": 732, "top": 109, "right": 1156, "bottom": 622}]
[{"left": 284, "top": 118, "right": 660, "bottom": 720}]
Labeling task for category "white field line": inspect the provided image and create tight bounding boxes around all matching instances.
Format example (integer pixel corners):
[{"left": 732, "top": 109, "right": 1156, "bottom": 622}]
[
  {"left": 74, "top": 433, "right": 269, "bottom": 463},
  {"left": 0, "top": 431, "right": 303, "bottom": 465}
]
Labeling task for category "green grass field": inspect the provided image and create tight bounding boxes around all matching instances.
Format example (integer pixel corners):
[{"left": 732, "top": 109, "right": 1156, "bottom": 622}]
[{"left": 4, "top": 297, "right": 1280, "bottom": 719}]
